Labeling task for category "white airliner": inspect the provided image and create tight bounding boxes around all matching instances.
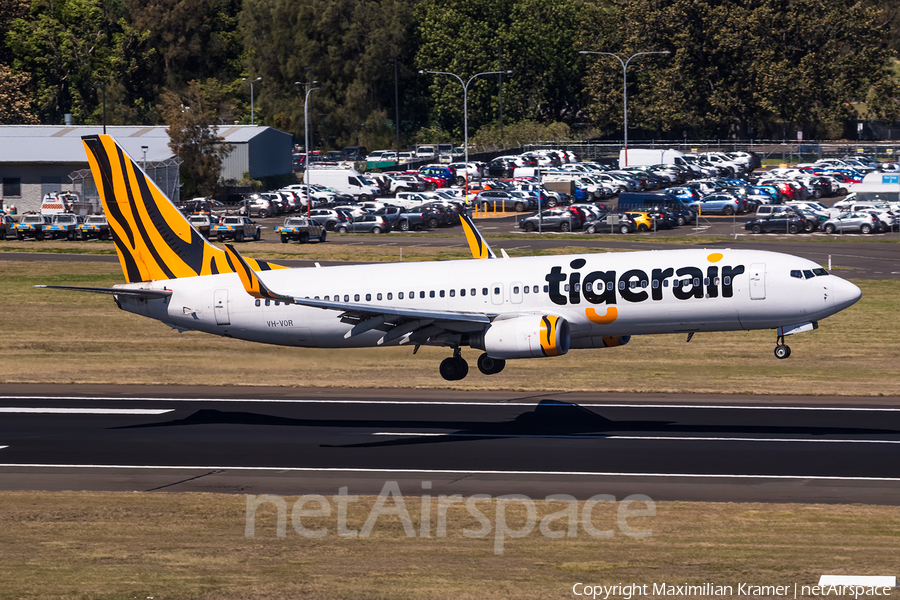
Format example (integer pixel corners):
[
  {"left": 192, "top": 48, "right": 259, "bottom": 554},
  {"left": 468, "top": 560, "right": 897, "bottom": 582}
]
[{"left": 40, "top": 135, "right": 862, "bottom": 381}]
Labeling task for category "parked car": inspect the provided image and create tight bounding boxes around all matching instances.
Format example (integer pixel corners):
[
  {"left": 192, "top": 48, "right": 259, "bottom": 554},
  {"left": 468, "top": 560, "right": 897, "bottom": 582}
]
[
  {"left": 274, "top": 217, "right": 327, "bottom": 243},
  {"left": 188, "top": 214, "right": 216, "bottom": 238},
  {"left": 308, "top": 208, "right": 352, "bottom": 231},
  {"left": 475, "top": 190, "right": 536, "bottom": 212},
  {"left": 242, "top": 195, "right": 276, "bottom": 218},
  {"left": 518, "top": 208, "right": 580, "bottom": 232},
  {"left": 0, "top": 214, "right": 17, "bottom": 240},
  {"left": 822, "top": 212, "right": 880, "bottom": 234},
  {"left": 372, "top": 206, "right": 428, "bottom": 231},
  {"left": 744, "top": 209, "right": 805, "bottom": 234},
  {"left": 77, "top": 214, "right": 112, "bottom": 240},
  {"left": 487, "top": 157, "right": 518, "bottom": 178},
  {"left": 689, "top": 193, "right": 742, "bottom": 215},
  {"left": 46, "top": 213, "right": 84, "bottom": 240},
  {"left": 584, "top": 212, "right": 637, "bottom": 234},
  {"left": 336, "top": 214, "right": 392, "bottom": 234},
  {"left": 14, "top": 213, "right": 52, "bottom": 240},
  {"left": 211, "top": 216, "right": 262, "bottom": 241}
]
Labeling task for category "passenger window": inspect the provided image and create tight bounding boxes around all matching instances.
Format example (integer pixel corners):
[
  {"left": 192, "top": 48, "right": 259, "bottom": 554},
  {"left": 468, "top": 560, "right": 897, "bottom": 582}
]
[
  {"left": 344, "top": 295, "right": 350, "bottom": 302},
  {"left": 471, "top": 288, "right": 477, "bottom": 296},
  {"left": 354, "top": 294, "right": 360, "bottom": 301},
  {"left": 494, "top": 287, "right": 500, "bottom": 295},
  {"left": 724, "top": 277, "right": 731, "bottom": 285},
  {"left": 703, "top": 278, "right": 710, "bottom": 285},
  {"left": 652, "top": 281, "right": 659, "bottom": 289},
  {"left": 399, "top": 292, "right": 404, "bottom": 299},
  {"left": 663, "top": 280, "right": 669, "bottom": 287},
  {"left": 366, "top": 294, "right": 371, "bottom": 301},
  {"left": 714, "top": 278, "right": 720, "bottom": 285},
  {"left": 265, "top": 299, "right": 271, "bottom": 306},
  {"left": 483, "top": 288, "right": 489, "bottom": 295},
  {"left": 449, "top": 290, "right": 455, "bottom": 297},
  {"left": 533, "top": 286, "right": 539, "bottom": 293},
  {"left": 673, "top": 280, "right": 681, "bottom": 288},
  {"left": 255, "top": 299, "right": 261, "bottom": 307},
  {"left": 274, "top": 301, "right": 280, "bottom": 306},
  {"left": 377, "top": 293, "right": 382, "bottom": 301},
  {"left": 387, "top": 293, "right": 392, "bottom": 300},
  {"left": 430, "top": 291, "right": 435, "bottom": 298},
  {"left": 410, "top": 291, "right": 414, "bottom": 298},
  {"left": 641, "top": 280, "right": 648, "bottom": 288},
  {"left": 564, "top": 284, "right": 570, "bottom": 292},
  {"left": 543, "top": 285, "right": 549, "bottom": 293},
  {"left": 513, "top": 286, "right": 520, "bottom": 294},
  {"left": 524, "top": 286, "right": 530, "bottom": 294},
  {"left": 324, "top": 296, "right": 330, "bottom": 301},
  {"left": 607, "top": 282, "right": 614, "bottom": 291},
  {"left": 618, "top": 281, "right": 626, "bottom": 290},
  {"left": 460, "top": 289, "right": 466, "bottom": 297},
  {"left": 630, "top": 281, "right": 636, "bottom": 289},
  {"left": 420, "top": 291, "right": 425, "bottom": 299}
]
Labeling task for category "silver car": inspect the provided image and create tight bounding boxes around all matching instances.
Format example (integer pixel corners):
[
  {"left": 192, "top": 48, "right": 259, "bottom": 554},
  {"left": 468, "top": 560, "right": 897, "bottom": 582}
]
[{"left": 822, "top": 212, "right": 880, "bottom": 234}]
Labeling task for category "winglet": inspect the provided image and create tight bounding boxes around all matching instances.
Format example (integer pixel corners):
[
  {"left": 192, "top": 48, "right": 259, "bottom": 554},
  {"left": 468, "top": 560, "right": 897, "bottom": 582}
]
[
  {"left": 460, "top": 213, "right": 496, "bottom": 259},
  {"left": 223, "top": 244, "right": 295, "bottom": 303}
]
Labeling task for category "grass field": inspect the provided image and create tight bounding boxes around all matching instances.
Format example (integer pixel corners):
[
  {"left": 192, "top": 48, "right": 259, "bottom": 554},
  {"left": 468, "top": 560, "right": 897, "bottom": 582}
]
[{"left": 1, "top": 492, "right": 899, "bottom": 600}]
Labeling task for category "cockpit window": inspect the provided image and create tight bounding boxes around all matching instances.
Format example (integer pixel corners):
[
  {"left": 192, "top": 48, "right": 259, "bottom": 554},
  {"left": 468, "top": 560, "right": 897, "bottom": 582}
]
[
  {"left": 790, "top": 270, "right": 802, "bottom": 279},
  {"left": 813, "top": 268, "right": 829, "bottom": 276},
  {"left": 803, "top": 270, "right": 815, "bottom": 279}
]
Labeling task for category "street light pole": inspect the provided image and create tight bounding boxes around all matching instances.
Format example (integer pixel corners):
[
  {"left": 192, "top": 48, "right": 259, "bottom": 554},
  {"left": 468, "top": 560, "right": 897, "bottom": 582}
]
[
  {"left": 579, "top": 50, "right": 670, "bottom": 167},
  {"left": 492, "top": 46, "right": 504, "bottom": 140},
  {"left": 242, "top": 77, "right": 262, "bottom": 125},
  {"left": 94, "top": 83, "right": 106, "bottom": 134},
  {"left": 388, "top": 59, "right": 401, "bottom": 158},
  {"left": 295, "top": 80, "right": 320, "bottom": 218},
  {"left": 419, "top": 68, "right": 512, "bottom": 200}
]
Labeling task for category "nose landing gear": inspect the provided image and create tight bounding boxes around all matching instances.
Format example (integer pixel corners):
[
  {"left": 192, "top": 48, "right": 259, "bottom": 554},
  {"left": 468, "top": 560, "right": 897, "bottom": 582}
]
[
  {"left": 774, "top": 334, "right": 791, "bottom": 359},
  {"left": 439, "top": 348, "right": 469, "bottom": 381}
]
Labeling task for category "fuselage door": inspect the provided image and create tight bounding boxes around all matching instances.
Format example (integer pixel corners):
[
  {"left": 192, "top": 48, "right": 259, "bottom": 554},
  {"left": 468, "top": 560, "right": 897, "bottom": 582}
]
[
  {"left": 214, "top": 289, "right": 230, "bottom": 325},
  {"left": 491, "top": 282, "right": 504, "bottom": 305},
  {"left": 749, "top": 263, "right": 766, "bottom": 300},
  {"left": 510, "top": 281, "right": 523, "bottom": 304}
]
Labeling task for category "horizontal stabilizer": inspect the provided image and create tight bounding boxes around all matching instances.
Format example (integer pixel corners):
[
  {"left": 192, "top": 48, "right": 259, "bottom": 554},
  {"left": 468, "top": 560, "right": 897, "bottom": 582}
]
[{"left": 35, "top": 285, "right": 172, "bottom": 298}]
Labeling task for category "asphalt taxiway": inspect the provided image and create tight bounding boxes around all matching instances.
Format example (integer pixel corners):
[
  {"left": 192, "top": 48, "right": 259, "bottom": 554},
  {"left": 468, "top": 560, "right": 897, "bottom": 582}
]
[{"left": 1, "top": 385, "right": 898, "bottom": 505}]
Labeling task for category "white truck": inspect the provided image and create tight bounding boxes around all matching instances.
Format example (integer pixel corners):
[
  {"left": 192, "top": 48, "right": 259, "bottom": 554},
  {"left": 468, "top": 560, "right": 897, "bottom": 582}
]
[{"left": 306, "top": 167, "right": 380, "bottom": 202}]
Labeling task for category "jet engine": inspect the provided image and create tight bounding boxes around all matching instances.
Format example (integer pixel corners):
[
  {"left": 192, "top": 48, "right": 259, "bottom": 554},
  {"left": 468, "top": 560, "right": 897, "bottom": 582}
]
[
  {"left": 569, "top": 335, "right": 631, "bottom": 349},
  {"left": 470, "top": 315, "right": 570, "bottom": 359}
]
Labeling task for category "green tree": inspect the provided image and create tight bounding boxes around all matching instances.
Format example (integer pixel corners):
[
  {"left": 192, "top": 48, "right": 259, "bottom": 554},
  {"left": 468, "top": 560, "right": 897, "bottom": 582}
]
[
  {"left": 412, "top": 0, "right": 586, "bottom": 140},
  {"left": 240, "top": 0, "right": 418, "bottom": 148},
  {"left": 159, "top": 81, "right": 234, "bottom": 198},
  {"left": 579, "top": 0, "right": 898, "bottom": 139}
]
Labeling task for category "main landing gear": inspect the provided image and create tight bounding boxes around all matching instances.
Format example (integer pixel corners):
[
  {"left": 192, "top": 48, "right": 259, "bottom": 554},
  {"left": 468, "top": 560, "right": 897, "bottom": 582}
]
[
  {"left": 438, "top": 350, "right": 507, "bottom": 381},
  {"left": 774, "top": 334, "right": 791, "bottom": 360},
  {"left": 439, "top": 348, "right": 468, "bottom": 381}
]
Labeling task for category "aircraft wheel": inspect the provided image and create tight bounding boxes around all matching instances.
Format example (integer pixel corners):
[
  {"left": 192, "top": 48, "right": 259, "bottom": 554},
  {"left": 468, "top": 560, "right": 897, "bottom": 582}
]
[
  {"left": 439, "top": 356, "right": 468, "bottom": 381},
  {"left": 774, "top": 344, "right": 791, "bottom": 359},
  {"left": 477, "top": 353, "right": 505, "bottom": 375}
]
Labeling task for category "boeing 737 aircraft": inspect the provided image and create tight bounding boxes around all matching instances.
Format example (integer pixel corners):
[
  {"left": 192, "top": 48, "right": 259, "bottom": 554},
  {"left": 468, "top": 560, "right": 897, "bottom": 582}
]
[{"left": 40, "top": 135, "right": 862, "bottom": 381}]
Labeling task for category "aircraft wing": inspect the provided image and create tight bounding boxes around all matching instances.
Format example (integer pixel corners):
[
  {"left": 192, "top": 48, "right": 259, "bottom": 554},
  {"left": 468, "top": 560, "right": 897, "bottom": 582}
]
[{"left": 223, "top": 244, "right": 492, "bottom": 345}]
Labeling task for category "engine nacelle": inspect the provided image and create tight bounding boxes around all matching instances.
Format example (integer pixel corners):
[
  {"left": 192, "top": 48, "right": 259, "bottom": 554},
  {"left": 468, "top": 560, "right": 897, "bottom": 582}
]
[
  {"left": 569, "top": 335, "right": 631, "bottom": 349},
  {"left": 471, "top": 315, "right": 570, "bottom": 359}
]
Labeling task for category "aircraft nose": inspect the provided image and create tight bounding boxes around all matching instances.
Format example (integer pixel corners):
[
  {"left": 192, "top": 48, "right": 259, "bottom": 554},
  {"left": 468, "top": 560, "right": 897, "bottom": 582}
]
[{"left": 831, "top": 276, "right": 862, "bottom": 312}]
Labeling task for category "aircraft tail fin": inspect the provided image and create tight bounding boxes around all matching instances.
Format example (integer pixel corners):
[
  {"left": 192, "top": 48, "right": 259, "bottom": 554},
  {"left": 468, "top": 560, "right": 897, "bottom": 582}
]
[
  {"left": 460, "top": 213, "right": 496, "bottom": 259},
  {"left": 81, "top": 134, "right": 285, "bottom": 282}
]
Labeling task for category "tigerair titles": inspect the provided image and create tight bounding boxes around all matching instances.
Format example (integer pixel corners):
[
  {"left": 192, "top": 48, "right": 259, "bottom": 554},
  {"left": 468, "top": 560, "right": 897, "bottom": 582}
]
[{"left": 544, "top": 255, "right": 747, "bottom": 307}]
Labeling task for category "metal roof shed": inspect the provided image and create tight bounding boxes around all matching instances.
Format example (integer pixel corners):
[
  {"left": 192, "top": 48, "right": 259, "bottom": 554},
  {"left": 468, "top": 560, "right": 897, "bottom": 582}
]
[{"left": 217, "top": 125, "right": 292, "bottom": 182}]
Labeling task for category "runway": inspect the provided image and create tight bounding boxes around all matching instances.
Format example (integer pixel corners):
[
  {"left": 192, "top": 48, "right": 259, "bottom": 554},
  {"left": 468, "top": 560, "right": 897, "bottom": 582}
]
[{"left": 1, "top": 385, "right": 899, "bottom": 504}]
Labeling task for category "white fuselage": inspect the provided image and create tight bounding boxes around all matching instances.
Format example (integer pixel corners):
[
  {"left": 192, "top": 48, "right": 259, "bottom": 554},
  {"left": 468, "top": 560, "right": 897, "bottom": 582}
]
[{"left": 116, "top": 248, "right": 861, "bottom": 349}]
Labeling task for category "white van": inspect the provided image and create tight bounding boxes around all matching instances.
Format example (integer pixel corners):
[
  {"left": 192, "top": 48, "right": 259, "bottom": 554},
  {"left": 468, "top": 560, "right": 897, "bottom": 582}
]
[
  {"left": 619, "top": 148, "right": 685, "bottom": 168},
  {"left": 306, "top": 167, "right": 381, "bottom": 201}
]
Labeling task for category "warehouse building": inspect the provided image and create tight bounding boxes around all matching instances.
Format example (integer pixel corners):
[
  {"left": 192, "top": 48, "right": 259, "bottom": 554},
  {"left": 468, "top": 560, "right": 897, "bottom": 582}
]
[{"left": 0, "top": 125, "right": 292, "bottom": 213}]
